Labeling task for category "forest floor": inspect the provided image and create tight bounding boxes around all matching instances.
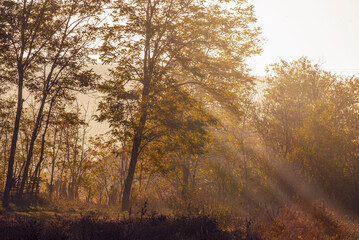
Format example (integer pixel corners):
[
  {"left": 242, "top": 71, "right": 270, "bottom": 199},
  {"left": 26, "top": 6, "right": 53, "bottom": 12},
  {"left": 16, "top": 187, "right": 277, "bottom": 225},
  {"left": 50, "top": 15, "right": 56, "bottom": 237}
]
[{"left": 0, "top": 199, "right": 358, "bottom": 239}]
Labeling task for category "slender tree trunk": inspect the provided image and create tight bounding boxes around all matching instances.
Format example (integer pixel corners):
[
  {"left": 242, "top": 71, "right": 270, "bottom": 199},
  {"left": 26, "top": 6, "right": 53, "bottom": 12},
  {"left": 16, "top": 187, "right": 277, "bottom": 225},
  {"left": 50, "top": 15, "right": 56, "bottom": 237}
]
[
  {"left": 73, "top": 105, "right": 88, "bottom": 201},
  {"left": 31, "top": 99, "right": 54, "bottom": 195},
  {"left": 86, "top": 187, "right": 91, "bottom": 202},
  {"left": 18, "top": 96, "right": 46, "bottom": 201},
  {"left": 30, "top": 136, "right": 46, "bottom": 195},
  {"left": 69, "top": 113, "right": 80, "bottom": 201},
  {"left": 139, "top": 159, "right": 143, "bottom": 189},
  {"left": 182, "top": 157, "right": 190, "bottom": 200},
  {"left": 34, "top": 166, "right": 41, "bottom": 196},
  {"left": 241, "top": 116, "right": 249, "bottom": 192},
  {"left": 119, "top": 143, "right": 128, "bottom": 205},
  {"left": 62, "top": 130, "right": 70, "bottom": 199},
  {"left": 13, "top": 161, "right": 19, "bottom": 190},
  {"left": 3, "top": 70, "right": 24, "bottom": 208},
  {"left": 49, "top": 125, "right": 61, "bottom": 199},
  {"left": 2, "top": 132, "right": 8, "bottom": 190},
  {"left": 59, "top": 162, "right": 65, "bottom": 198}
]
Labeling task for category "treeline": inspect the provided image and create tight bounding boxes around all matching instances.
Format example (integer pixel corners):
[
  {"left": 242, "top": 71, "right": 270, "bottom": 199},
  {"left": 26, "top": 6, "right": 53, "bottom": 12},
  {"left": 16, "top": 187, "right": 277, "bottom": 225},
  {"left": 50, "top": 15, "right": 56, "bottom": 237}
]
[{"left": 1, "top": 0, "right": 359, "bottom": 218}]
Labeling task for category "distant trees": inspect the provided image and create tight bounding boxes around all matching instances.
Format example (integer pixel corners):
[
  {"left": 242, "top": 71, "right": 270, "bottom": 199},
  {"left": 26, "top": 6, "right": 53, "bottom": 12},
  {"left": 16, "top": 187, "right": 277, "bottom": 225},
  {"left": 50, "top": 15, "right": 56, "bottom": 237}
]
[
  {"left": 256, "top": 57, "right": 359, "bottom": 212},
  {"left": 98, "top": 0, "right": 261, "bottom": 211}
]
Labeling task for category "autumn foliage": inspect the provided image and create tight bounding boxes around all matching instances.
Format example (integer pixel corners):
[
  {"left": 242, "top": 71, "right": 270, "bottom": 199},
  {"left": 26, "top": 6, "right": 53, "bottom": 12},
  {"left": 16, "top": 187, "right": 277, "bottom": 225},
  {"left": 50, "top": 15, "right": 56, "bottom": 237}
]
[{"left": 1, "top": 0, "right": 359, "bottom": 239}]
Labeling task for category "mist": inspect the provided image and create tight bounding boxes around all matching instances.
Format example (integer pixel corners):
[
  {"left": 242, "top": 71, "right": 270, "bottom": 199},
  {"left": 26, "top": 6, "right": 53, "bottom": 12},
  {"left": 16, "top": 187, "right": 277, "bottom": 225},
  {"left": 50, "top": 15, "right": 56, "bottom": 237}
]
[{"left": 1, "top": 0, "right": 359, "bottom": 239}]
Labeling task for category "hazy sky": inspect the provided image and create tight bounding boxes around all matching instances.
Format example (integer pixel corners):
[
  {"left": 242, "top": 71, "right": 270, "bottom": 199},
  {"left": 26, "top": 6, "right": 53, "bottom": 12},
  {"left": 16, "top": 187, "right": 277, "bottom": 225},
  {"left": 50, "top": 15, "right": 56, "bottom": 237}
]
[{"left": 248, "top": 0, "right": 359, "bottom": 76}]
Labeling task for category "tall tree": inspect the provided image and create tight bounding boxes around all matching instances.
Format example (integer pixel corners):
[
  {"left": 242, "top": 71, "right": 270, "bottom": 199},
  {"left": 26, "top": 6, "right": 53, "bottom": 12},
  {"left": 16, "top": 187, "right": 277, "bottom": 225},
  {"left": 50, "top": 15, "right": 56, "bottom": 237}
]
[
  {"left": 1, "top": 0, "right": 51, "bottom": 207},
  {"left": 99, "top": 0, "right": 261, "bottom": 211},
  {"left": 2, "top": 0, "right": 104, "bottom": 207}
]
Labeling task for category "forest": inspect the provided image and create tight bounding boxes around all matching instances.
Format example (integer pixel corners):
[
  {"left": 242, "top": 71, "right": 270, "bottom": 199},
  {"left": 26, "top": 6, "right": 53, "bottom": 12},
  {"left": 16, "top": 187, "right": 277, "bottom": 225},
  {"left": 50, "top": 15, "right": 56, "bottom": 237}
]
[{"left": 1, "top": 0, "right": 359, "bottom": 239}]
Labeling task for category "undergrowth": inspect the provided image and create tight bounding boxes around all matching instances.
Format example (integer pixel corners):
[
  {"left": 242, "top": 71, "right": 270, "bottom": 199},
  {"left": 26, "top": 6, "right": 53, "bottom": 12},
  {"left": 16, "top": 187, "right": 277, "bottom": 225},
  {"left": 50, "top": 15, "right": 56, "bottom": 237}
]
[{"left": 0, "top": 200, "right": 358, "bottom": 239}]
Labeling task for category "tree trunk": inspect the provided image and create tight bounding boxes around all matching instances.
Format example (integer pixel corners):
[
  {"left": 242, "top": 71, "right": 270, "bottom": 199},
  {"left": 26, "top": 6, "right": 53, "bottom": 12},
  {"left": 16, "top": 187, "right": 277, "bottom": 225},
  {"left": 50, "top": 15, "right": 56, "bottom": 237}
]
[
  {"left": 30, "top": 129, "right": 46, "bottom": 195},
  {"left": 3, "top": 69, "right": 24, "bottom": 208},
  {"left": 121, "top": 76, "right": 150, "bottom": 211},
  {"left": 18, "top": 96, "right": 46, "bottom": 201},
  {"left": 121, "top": 4, "right": 153, "bottom": 210},
  {"left": 59, "top": 161, "right": 65, "bottom": 198},
  {"left": 49, "top": 125, "right": 59, "bottom": 199},
  {"left": 121, "top": 105, "right": 148, "bottom": 211},
  {"left": 121, "top": 135, "right": 142, "bottom": 211},
  {"left": 182, "top": 156, "right": 190, "bottom": 200},
  {"left": 2, "top": 132, "right": 8, "bottom": 190},
  {"left": 34, "top": 167, "right": 41, "bottom": 197},
  {"left": 31, "top": 101, "right": 53, "bottom": 195}
]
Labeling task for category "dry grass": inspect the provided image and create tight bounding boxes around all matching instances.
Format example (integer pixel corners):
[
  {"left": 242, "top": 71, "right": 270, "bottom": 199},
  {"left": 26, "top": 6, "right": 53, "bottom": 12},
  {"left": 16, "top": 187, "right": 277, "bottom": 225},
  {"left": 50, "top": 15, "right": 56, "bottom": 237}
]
[
  {"left": 0, "top": 200, "right": 358, "bottom": 239},
  {"left": 256, "top": 202, "right": 359, "bottom": 240}
]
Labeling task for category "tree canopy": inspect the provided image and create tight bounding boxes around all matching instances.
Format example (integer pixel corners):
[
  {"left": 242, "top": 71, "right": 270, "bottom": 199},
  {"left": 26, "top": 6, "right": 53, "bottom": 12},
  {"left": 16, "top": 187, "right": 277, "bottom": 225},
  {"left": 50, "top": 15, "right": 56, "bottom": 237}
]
[{"left": 98, "top": 0, "right": 262, "bottom": 211}]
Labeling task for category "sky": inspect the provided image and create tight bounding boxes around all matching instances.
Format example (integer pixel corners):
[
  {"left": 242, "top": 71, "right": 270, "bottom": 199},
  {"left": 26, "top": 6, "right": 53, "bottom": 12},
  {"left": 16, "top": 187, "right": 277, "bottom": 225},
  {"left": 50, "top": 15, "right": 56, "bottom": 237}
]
[{"left": 248, "top": 0, "right": 359, "bottom": 76}]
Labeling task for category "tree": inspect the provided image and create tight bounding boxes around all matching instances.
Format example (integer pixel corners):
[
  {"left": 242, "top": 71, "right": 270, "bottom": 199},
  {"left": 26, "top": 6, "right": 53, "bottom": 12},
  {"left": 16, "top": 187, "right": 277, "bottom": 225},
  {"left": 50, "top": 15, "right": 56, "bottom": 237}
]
[
  {"left": 1, "top": 0, "right": 48, "bottom": 207},
  {"left": 257, "top": 57, "right": 359, "bottom": 213},
  {"left": 48, "top": 106, "right": 66, "bottom": 199},
  {"left": 85, "top": 136, "right": 125, "bottom": 204},
  {"left": 99, "top": 0, "right": 261, "bottom": 211},
  {"left": 0, "top": 98, "right": 15, "bottom": 190},
  {"left": 1, "top": 0, "right": 104, "bottom": 206},
  {"left": 142, "top": 88, "right": 217, "bottom": 200}
]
